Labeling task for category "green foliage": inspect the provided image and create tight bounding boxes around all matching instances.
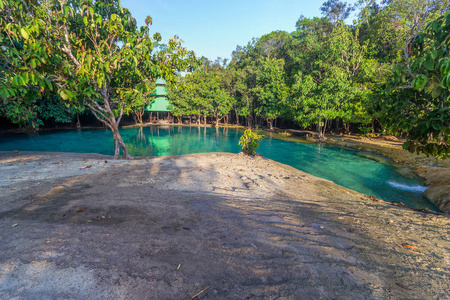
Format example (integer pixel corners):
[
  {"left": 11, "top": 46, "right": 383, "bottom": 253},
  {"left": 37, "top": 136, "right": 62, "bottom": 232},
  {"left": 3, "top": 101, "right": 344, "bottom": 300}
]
[
  {"left": 1, "top": 0, "right": 447, "bottom": 160},
  {"left": 289, "top": 20, "right": 369, "bottom": 138},
  {"left": 385, "top": 10, "right": 450, "bottom": 159},
  {"left": 239, "top": 128, "right": 264, "bottom": 155},
  {"left": 168, "top": 58, "right": 233, "bottom": 125},
  {"left": 0, "top": 0, "right": 196, "bottom": 158}
]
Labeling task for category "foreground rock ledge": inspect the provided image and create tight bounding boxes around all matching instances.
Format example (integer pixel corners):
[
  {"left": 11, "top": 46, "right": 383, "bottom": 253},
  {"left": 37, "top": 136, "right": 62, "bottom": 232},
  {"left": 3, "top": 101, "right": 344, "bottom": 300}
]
[{"left": 0, "top": 151, "right": 449, "bottom": 299}]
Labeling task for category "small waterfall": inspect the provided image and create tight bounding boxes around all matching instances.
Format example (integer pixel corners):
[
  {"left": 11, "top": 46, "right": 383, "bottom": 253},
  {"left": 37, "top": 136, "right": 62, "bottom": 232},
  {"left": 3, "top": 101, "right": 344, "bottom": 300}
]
[{"left": 387, "top": 181, "right": 428, "bottom": 193}]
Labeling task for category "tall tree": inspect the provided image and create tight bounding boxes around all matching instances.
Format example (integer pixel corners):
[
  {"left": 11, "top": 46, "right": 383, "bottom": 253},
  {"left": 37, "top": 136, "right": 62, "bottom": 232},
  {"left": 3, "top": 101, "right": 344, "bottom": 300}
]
[
  {"left": 320, "top": 0, "right": 355, "bottom": 24},
  {"left": 0, "top": 0, "right": 194, "bottom": 158},
  {"left": 381, "top": 11, "right": 450, "bottom": 158}
]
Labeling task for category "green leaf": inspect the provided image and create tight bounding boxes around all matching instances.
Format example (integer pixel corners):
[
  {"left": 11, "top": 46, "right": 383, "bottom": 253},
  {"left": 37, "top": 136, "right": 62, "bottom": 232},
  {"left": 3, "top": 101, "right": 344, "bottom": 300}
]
[
  {"left": 83, "top": 16, "right": 88, "bottom": 27},
  {"left": 0, "top": 0, "right": 4, "bottom": 9},
  {"left": 431, "top": 50, "right": 438, "bottom": 60},
  {"left": 30, "top": 59, "right": 36, "bottom": 68},
  {"left": 44, "top": 78, "right": 52, "bottom": 90},
  {"left": 424, "top": 57, "right": 434, "bottom": 71},
  {"left": 440, "top": 60, "right": 450, "bottom": 76},
  {"left": 431, "top": 86, "right": 443, "bottom": 98},
  {"left": 20, "top": 28, "right": 29, "bottom": 40},
  {"left": 59, "top": 90, "right": 68, "bottom": 100},
  {"left": 442, "top": 74, "right": 450, "bottom": 89},
  {"left": 412, "top": 74, "right": 427, "bottom": 90}
]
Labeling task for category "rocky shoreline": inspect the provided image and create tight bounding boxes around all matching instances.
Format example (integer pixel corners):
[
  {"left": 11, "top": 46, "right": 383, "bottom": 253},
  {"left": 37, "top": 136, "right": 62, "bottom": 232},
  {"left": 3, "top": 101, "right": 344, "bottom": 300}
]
[{"left": 321, "top": 135, "right": 450, "bottom": 213}]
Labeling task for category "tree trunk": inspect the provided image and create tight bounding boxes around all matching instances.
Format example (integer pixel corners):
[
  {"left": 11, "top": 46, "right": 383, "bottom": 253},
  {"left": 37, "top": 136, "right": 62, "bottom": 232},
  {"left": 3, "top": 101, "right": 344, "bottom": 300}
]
[
  {"left": 76, "top": 113, "right": 81, "bottom": 128},
  {"left": 317, "top": 117, "right": 322, "bottom": 139},
  {"left": 85, "top": 92, "right": 131, "bottom": 159},
  {"left": 111, "top": 121, "right": 130, "bottom": 158},
  {"left": 335, "top": 117, "right": 340, "bottom": 134},
  {"left": 133, "top": 109, "right": 144, "bottom": 124},
  {"left": 267, "top": 118, "right": 273, "bottom": 130},
  {"left": 317, "top": 117, "right": 328, "bottom": 140},
  {"left": 344, "top": 121, "right": 350, "bottom": 134}
]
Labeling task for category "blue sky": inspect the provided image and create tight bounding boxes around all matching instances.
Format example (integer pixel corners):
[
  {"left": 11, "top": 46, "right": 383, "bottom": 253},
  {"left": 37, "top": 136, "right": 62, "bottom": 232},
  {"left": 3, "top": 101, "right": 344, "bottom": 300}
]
[{"left": 121, "top": 0, "right": 359, "bottom": 61}]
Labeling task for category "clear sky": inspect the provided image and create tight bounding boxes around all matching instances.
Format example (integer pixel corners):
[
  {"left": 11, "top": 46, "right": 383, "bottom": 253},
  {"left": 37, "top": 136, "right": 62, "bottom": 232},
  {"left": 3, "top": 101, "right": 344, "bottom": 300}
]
[{"left": 121, "top": 0, "right": 359, "bottom": 61}]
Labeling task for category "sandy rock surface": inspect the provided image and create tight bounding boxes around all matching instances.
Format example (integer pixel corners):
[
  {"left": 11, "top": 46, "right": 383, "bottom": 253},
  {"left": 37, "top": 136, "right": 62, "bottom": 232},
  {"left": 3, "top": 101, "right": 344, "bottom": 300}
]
[{"left": 0, "top": 151, "right": 449, "bottom": 299}]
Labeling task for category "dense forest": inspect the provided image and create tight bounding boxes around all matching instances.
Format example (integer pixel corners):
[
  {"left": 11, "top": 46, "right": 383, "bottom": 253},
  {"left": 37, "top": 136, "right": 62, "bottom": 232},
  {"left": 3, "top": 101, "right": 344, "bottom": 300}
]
[{"left": 0, "top": 0, "right": 449, "bottom": 159}]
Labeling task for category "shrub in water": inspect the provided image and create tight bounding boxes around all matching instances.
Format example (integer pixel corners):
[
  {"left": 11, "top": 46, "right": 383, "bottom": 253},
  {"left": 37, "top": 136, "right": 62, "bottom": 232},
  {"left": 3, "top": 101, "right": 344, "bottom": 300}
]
[{"left": 239, "top": 128, "right": 264, "bottom": 155}]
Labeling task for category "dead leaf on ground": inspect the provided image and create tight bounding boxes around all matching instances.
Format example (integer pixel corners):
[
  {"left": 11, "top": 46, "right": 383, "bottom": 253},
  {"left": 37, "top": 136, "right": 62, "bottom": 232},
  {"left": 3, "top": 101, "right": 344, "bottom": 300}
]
[
  {"left": 80, "top": 165, "right": 92, "bottom": 170},
  {"left": 401, "top": 244, "right": 418, "bottom": 250},
  {"left": 76, "top": 207, "right": 87, "bottom": 212}
]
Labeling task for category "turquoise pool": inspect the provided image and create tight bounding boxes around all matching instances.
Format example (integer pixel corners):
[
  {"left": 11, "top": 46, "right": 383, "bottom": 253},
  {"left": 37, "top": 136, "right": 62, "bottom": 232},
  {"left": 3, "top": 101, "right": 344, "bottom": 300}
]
[{"left": 0, "top": 125, "right": 438, "bottom": 211}]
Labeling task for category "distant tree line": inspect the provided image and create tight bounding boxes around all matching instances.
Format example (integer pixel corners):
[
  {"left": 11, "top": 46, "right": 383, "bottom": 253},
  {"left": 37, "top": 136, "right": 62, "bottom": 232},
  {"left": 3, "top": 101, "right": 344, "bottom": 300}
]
[{"left": 168, "top": 0, "right": 449, "bottom": 159}]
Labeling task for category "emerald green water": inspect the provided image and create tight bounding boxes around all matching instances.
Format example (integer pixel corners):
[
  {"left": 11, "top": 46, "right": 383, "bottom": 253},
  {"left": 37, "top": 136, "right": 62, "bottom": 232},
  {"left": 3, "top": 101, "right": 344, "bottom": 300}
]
[{"left": 0, "top": 126, "right": 438, "bottom": 211}]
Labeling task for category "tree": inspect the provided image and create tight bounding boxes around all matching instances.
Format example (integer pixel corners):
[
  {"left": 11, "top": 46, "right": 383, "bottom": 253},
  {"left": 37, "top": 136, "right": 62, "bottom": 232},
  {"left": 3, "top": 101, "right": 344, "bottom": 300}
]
[
  {"left": 320, "top": 0, "right": 355, "bottom": 24},
  {"left": 251, "top": 57, "right": 289, "bottom": 129},
  {"left": 382, "top": 11, "right": 450, "bottom": 159},
  {"left": 289, "top": 19, "right": 368, "bottom": 138},
  {"left": 0, "top": 0, "right": 194, "bottom": 158}
]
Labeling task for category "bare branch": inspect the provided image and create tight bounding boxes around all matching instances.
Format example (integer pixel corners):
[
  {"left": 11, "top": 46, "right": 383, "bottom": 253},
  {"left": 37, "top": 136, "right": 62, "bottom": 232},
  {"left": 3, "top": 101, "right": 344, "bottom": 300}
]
[{"left": 84, "top": 101, "right": 113, "bottom": 130}]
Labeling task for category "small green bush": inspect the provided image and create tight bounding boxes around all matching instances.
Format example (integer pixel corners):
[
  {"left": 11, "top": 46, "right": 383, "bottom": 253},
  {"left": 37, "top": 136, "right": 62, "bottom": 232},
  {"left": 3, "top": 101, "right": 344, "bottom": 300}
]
[{"left": 239, "top": 128, "right": 264, "bottom": 155}]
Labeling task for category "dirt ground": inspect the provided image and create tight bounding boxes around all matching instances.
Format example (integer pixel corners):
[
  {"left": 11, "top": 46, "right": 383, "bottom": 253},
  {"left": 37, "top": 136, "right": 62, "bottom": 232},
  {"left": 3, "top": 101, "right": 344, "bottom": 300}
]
[{"left": 0, "top": 151, "right": 449, "bottom": 299}]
